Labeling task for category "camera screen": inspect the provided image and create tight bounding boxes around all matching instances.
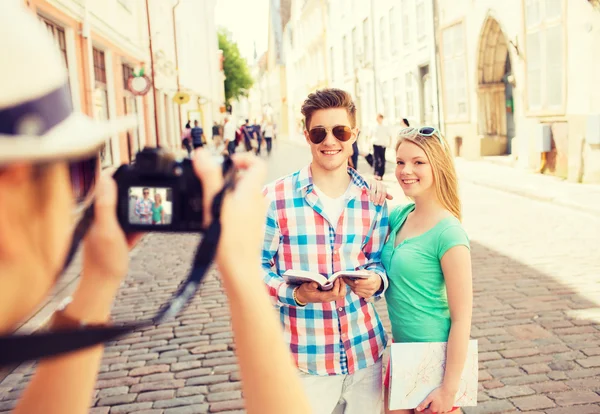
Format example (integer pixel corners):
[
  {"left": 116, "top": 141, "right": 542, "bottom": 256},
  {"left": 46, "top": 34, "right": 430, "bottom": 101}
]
[{"left": 128, "top": 187, "right": 173, "bottom": 225}]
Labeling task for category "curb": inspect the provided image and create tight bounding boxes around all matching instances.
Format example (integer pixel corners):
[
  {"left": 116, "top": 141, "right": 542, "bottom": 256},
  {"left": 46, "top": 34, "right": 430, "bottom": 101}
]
[
  {"left": 379, "top": 155, "right": 600, "bottom": 218},
  {"left": 461, "top": 178, "right": 600, "bottom": 218}
]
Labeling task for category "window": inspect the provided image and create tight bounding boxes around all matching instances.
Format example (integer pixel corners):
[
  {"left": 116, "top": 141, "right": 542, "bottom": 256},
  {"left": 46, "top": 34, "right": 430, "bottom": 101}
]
[
  {"left": 122, "top": 63, "right": 140, "bottom": 162},
  {"left": 343, "top": 35, "right": 349, "bottom": 74},
  {"left": 525, "top": 0, "right": 564, "bottom": 110},
  {"left": 416, "top": 0, "right": 426, "bottom": 40},
  {"left": 330, "top": 47, "right": 335, "bottom": 81},
  {"left": 394, "top": 77, "right": 402, "bottom": 119},
  {"left": 39, "top": 17, "right": 68, "bottom": 70},
  {"left": 389, "top": 7, "right": 398, "bottom": 55},
  {"left": 405, "top": 73, "right": 415, "bottom": 118},
  {"left": 352, "top": 27, "right": 359, "bottom": 66},
  {"left": 402, "top": 0, "right": 411, "bottom": 46},
  {"left": 382, "top": 80, "right": 391, "bottom": 119},
  {"left": 122, "top": 64, "right": 135, "bottom": 89},
  {"left": 379, "top": 16, "right": 387, "bottom": 60},
  {"left": 92, "top": 47, "right": 113, "bottom": 166},
  {"left": 362, "top": 18, "right": 370, "bottom": 63},
  {"left": 93, "top": 48, "right": 107, "bottom": 84},
  {"left": 442, "top": 23, "right": 468, "bottom": 119}
]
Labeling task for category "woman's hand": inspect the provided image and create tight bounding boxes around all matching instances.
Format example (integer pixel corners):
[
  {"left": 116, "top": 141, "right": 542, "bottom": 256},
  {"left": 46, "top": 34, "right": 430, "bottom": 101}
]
[
  {"left": 68, "top": 173, "right": 143, "bottom": 323},
  {"left": 416, "top": 384, "right": 457, "bottom": 414},
  {"left": 192, "top": 150, "right": 267, "bottom": 278}
]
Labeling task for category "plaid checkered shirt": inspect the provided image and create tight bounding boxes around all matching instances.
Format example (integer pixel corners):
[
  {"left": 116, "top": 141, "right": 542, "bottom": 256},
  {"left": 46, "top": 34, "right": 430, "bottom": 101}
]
[{"left": 262, "top": 165, "right": 389, "bottom": 376}]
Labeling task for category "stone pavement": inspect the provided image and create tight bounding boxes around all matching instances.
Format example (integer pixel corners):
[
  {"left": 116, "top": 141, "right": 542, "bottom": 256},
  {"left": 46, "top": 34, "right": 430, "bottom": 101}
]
[{"left": 1, "top": 140, "right": 599, "bottom": 413}]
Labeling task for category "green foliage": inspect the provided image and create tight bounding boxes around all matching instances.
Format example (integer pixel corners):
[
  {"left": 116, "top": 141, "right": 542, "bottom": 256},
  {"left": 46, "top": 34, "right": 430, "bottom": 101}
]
[{"left": 218, "top": 29, "right": 254, "bottom": 103}]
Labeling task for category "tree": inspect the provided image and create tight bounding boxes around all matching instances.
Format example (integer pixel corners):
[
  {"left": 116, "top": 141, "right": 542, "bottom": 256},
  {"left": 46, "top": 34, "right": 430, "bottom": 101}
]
[{"left": 218, "top": 29, "right": 253, "bottom": 104}]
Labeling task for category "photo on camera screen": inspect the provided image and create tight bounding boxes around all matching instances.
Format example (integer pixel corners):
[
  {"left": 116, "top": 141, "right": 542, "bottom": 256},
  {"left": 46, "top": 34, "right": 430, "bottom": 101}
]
[{"left": 128, "top": 187, "right": 173, "bottom": 225}]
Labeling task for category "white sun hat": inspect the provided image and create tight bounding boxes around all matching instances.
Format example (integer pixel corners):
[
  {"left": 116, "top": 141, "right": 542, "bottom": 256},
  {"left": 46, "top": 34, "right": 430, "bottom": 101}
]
[{"left": 0, "top": 2, "right": 138, "bottom": 165}]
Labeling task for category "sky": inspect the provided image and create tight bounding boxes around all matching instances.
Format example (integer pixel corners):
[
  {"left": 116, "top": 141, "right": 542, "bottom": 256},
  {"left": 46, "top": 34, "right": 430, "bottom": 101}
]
[{"left": 215, "top": 0, "right": 270, "bottom": 63}]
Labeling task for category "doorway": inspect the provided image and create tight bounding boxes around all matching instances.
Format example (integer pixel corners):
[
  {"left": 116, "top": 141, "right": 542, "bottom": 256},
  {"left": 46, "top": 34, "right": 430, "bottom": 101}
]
[
  {"left": 476, "top": 17, "right": 515, "bottom": 156},
  {"left": 419, "top": 65, "right": 433, "bottom": 126}
]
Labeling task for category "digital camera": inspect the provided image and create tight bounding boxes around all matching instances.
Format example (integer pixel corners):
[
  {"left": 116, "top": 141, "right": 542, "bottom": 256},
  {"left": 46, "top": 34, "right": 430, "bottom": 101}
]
[{"left": 114, "top": 147, "right": 234, "bottom": 232}]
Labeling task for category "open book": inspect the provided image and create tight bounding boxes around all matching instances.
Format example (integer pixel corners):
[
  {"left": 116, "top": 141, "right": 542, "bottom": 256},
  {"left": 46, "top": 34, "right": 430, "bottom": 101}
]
[
  {"left": 388, "top": 340, "right": 478, "bottom": 410},
  {"left": 282, "top": 269, "right": 371, "bottom": 291}
]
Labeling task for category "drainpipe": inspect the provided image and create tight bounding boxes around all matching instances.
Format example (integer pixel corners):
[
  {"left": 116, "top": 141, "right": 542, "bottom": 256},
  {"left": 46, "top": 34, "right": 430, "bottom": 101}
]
[
  {"left": 145, "top": 0, "right": 161, "bottom": 146},
  {"left": 370, "top": 0, "right": 379, "bottom": 114},
  {"left": 431, "top": 0, "right": 444, "bottom": 134},
  {"left": 81, "top": 0, "right": 93, "bottom": 116},
  {"left": 173, "top": 0, "right": 183, "bottom": 135}
]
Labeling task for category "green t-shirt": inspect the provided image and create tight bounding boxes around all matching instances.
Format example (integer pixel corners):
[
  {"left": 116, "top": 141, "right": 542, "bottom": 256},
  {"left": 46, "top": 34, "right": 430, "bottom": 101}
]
[
  {"left": 382, "top": 203, "right": 470, "bottom": 343},
  {"left": 152, "top": 204, "right": 163, "bottom": 223}
]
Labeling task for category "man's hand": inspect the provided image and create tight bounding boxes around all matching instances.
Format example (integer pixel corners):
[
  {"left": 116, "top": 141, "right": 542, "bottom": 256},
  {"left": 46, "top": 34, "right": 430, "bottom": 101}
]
[
  {"left": 368, "top": 179, "right": 393, "bottom": 205},
  {"left": 295, "top": 278, "right": 347, "bottom": 304},
  {"left": 344, "top": 272, "right": 382, "bottom": 299}
]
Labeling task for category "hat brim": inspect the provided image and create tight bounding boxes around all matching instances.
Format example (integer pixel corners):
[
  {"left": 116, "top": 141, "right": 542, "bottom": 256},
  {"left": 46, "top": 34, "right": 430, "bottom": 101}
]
[{"left": 0, "top": 113, "right": 139, "bottom": 164}]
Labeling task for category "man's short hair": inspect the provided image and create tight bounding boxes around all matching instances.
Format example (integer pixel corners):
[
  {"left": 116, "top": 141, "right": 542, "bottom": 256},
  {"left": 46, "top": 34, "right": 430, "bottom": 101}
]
[
  {"left": 377, "top": 113, "right": 384, "bottom": 119},
  {"left": 301, "top": 88, "right": 357, "bottom": 129}
]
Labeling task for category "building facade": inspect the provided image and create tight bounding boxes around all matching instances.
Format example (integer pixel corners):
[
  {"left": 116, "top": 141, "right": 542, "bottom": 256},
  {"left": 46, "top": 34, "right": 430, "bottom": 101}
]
[
  {"left": 282, "top": 0, "right": 441, "bottom": 147},
  {"left": 174, "top": 0, "right": 226, "bottom": 140},
  {"left": 24, "top": 0, "right": 225, "bottom": 166},
  {"left": 284, "top": 0, "right": 329, "bottom": 141},
  {"left": 437, "top": 0, "right": 600, "bottom": 182},
  {"left": 260, "top": 0, "right": 291, "bottom": 139}
]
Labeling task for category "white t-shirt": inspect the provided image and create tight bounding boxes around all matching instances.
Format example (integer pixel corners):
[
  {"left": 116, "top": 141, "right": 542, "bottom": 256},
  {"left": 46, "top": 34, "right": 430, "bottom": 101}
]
[
  {"left": 371, "top": 123, "right": 392, "bottom": 147},
  {"left": 223, "top": 121, "right": 236, "bottom": 142},
  {"left": 263, "top": 124, "right": 274, "bottom": 137},
  {"left": 314, "top": 183, "right": 350, "bottom": 226}
]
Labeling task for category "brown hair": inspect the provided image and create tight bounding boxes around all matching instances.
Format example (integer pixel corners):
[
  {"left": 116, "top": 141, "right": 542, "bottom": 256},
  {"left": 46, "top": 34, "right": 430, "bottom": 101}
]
[
  {"left": 396, "top": 130, "right": 462, "bottom": 221},
  {"left": 301, "top": 88, "right": 357, "bottom": 129}
]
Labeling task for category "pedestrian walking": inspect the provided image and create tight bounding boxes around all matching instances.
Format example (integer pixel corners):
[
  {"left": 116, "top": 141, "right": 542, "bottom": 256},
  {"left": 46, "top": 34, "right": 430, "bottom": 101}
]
[
  {"left": 222, "top": 116, "right": 237, "bottom": 156},
  {"left": 371, "top": 114, "right": 393, "bottom": 180},
  {"left": 253, "top": 118, "right": 263, "bottom": 155},
  {"left": 212, "top": 121, "right": 222, "bottom": 149},
  {"left": 182, "top": 120, "right": 192, "bottom": 157},
  {"left": 191, "top": 120, "right": 204, "bottom": 149},
  {"left": 262, "top": 119, "right": 275, "bottom": 155},
  {"left": 242, "top": 119, "right": 254, "bottom": 152}
]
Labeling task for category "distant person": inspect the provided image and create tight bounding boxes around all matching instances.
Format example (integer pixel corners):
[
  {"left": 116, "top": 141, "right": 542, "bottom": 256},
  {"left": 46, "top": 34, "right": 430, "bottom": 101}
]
[
  {"left": 182, "top": 121, "right": 192, "bottom": 157},
  {"left": 212, "top": 121, "right": 222, "bottom": 149},
  {"left": 242, "top": 119, "right": 254, "bottom": 152},
  {"left": 371, "top": 114, "right": 393, "bottom": 181},
  {"left": 262, "top": 120, "right": 274, "bottom": 155},
  {"left": 191, "top": 120, "right": 204, "bottom": 149},
  {"left": 253, "top": 118, "right": 263, "bottom": 155},
  {"left": 223, "top": 116, "right": 237, "bottom": 156}
]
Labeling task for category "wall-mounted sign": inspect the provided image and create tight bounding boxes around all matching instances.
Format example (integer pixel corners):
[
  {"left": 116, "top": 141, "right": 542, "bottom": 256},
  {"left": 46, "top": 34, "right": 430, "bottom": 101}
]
[
  {"left": 127, "top": 75, "right": 152, "bottom": 96},
  {"left": 173, "top": 91, "right": 190, "bottom": 105}
]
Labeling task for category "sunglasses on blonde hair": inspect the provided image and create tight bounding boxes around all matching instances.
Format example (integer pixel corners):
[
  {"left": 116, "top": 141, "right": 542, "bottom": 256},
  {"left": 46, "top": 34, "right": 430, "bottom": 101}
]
[{"left": 398, "top": 126, "right": 445, "bottom": 147}]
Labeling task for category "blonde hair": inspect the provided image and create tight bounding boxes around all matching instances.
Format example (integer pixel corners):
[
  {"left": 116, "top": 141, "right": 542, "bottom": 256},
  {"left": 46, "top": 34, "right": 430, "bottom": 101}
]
[
  {"left": 154, "top": 193, "right": 162, "bottom": 205},
  {"left": 395, "top": 130, "right": 462, "bottom": 221}
]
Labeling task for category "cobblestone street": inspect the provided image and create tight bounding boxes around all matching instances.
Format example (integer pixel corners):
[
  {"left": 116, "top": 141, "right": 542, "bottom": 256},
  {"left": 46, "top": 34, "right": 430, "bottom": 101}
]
[{"left": 1, "top": 141, "right": 599, "bottom": 414}]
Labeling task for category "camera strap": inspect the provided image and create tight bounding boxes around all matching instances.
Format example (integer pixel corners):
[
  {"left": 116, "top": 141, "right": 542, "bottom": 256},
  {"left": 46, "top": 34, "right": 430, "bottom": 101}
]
[{"left": 0, "top": 180, "right": 232, "bottom": 366}]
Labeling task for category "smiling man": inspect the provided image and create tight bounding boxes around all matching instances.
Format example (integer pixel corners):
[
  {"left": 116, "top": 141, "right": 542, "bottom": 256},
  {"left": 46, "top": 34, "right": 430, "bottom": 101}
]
[{"left": 261, "top": 89, "right": 389, "bottom": 413}]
